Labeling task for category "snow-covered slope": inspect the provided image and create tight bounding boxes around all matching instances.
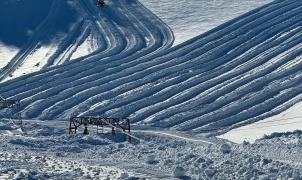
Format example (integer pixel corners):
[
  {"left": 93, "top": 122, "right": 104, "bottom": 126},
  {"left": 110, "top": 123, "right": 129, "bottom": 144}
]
[
  {"left": 219, "top": 101, "right": 302, "bottom": 143},
  {"left": 140, "top": 0, "right": 273, "bottom": 45},
  {"left": 1, "top": 0, "right": 302, "bottom": 136},
  {"left": 0, "top": 0, "right": 272, "bottom": 81},
  {"left": 0, "top": 0, "right": 174, "bottom": 118}
]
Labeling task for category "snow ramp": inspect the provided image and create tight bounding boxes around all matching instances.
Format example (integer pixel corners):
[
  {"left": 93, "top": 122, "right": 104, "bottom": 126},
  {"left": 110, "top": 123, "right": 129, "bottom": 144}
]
[{"left": 1, "top": 0, "right": 302, "bottom": 135}]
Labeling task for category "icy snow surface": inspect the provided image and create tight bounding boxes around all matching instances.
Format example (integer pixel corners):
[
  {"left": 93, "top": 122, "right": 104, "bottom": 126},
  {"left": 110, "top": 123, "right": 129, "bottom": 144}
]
[
  {"left": 0, "top": 119, "right": 301, "bottom": 179},
  {"left": 1, "top": 0, "right": 302, "bottom": 177},
  {"left": 140, "top": 0, "right": 273, "bottom": 45},
  {"left": 0, "top": 0, "right": 272, "bottom": 80},
  {"left": 2, "top": 0, "right": 302, "bottom": 136},
  {"left": 0, "top": 43, "right": 18, "bottom": 70},
  {"left": 220, "top": 101, "right": 302, "bottom": 143}
]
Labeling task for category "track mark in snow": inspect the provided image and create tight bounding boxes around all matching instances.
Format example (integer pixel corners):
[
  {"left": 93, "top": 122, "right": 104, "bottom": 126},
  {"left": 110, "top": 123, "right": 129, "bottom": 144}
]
[{"left": 1, "top": 0, "right": 302, "bottom": 135}]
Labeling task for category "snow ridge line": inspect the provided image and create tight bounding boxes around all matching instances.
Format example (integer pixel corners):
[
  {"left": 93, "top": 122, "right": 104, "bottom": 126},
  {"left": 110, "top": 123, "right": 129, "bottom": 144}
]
[
  {"left": 149, "top": 15, "right": 302, "bottom": 130},
  {"left": 68, "top": 0, "right": 302, "bottom": 121},
  {"left": 1, "top": 0, "right": 302, "bottom": 135},
  {"left": 3, "top": 0, "right": 171, "bottom": 118},
  {"left": 43, "top": 20, "right": 87, "bottom": 67},
  {"left": 0, "top": 0, "right": 288, "bottom": 94}
]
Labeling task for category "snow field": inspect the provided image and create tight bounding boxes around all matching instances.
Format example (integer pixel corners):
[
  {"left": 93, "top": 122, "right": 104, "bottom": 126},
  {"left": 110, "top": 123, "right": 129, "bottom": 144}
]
[
  {"left": 0, "top": 119, "right": 302, "bottom": 179},
  {"left": 0, "top": 151, "right": 129, "bottom": 179},
  {"left": 2, "top": 0, "right": 302, "bottom": 161},
  {"left": 220, "top": 101, "right": 302, "bottom": 143},
  {"left": 140, "top": 0, "right": 273, "bottom": 45},
  {"left": 2, "top": 0, "right": 302, "bottom": 178}
]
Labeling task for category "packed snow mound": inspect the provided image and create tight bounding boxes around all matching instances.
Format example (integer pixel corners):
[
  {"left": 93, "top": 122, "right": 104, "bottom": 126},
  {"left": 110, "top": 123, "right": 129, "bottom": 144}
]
[
  {"left": 172, "top": 166, "right": 186, "bottom": 178},
  {"left": 0, "top": 119, "right": 302, "bottom": 179},
  {"left": 240, "top": 131, "right": 302, "bottom": 167},
  {"left": 2, "top": 0, "right": 302, "bottom": 136},
  {"left": 220, "top": 143, "right": 231, "bottom": 154}
]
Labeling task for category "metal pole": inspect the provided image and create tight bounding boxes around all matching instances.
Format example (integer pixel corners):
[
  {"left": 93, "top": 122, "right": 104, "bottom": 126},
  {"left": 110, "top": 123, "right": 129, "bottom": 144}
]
[{"left": 69, "top": 118, "right": 72, "bottom": 134}]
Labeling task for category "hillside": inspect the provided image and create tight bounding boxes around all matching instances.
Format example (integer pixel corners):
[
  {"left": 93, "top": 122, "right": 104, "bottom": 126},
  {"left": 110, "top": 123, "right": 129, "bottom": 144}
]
[
  {"left": 0, "top": 0, "right": 272, "bottom": 80},
  {"left": 140, "top": 0, "right": 272, "bottom": 45},
  {"left": 1, "top": 0, "right": 302, "bottom": 179},
  {"left": 0, "top": 0, "right": 302, "bottom": 137}
]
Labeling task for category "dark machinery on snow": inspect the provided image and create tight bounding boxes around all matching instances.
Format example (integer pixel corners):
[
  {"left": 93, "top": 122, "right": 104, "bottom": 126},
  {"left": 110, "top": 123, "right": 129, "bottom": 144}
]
[
  {"left": 0, "top": 95, "right": 22, "bottom": 126},
  {"left": 0, "top": 96, "right": 20, "bottom": 109},
  {"left": 97, "top": 0, "right": 105, "bottom": 7},
  {"left": 69, "top": 116, "right": 131, "bottom": 142}
]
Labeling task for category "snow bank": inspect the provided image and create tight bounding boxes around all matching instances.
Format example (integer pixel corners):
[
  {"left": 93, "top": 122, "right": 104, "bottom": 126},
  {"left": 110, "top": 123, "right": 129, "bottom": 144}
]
[
  {"left": 146, "top": 154, "right": 158, "bottom": 164},
  {"left": 172, "top": 166, "right": 186, "bottom": 178},
  {"left": 220, "top": 143, "right": 232, "bottom": 154}
]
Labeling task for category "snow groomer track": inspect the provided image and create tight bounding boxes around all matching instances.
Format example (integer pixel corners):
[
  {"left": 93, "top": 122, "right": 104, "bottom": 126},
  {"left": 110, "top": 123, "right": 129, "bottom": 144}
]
[{"left": 1, "top": 0, "right": 302, "bottom": 135}]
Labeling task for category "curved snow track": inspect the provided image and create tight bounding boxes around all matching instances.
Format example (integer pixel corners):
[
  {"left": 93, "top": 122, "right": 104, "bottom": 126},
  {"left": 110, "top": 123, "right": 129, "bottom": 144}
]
[{"left": 1, "top": 0, "right": 302, "bottom": 135}]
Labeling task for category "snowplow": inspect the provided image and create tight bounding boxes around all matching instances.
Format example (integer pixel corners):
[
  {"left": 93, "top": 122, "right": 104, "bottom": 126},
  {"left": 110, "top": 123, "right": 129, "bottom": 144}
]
[{"left": 97, "top": 0, "right": 105, "bottom": 7}]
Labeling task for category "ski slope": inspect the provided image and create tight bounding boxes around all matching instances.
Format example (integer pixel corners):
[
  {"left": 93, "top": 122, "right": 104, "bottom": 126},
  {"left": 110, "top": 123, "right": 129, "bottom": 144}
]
[
  {"left": 219, "top": 101, "right": 302, "bottom": 143},
  {"left": 140, "top": 0, "right": 273, "bottom": 45},
  {"left": 0, "top": 0, "right": 272, "bottom": 81},
  {"left": 1, "top": 0, "right": 302, "bottom": 136}
]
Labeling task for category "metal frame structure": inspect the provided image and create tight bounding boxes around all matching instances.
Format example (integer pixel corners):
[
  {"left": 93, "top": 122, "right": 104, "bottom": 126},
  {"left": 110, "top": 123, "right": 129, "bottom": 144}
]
[
  {"left": 0, "top": 96, "right": 22, "bottom": 126},
  {"left": 69, "top": 116, "right": 131, "bottom": 142}
]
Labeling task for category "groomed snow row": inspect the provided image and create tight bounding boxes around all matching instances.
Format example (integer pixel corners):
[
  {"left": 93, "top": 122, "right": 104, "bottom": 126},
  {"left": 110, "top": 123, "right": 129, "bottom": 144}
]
[{"left": 1, "top": 0, "right": 302, "bottom": 135}]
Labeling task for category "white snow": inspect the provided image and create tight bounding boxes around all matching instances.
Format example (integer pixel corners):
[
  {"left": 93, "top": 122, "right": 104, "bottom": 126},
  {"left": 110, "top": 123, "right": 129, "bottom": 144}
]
[
  {"left": 70, "top": 34, "right": 99, "bottom": 60},
  {"left": 140, "top": 0, "right": 273, "bottom": 45},
  {"left": 5, "top": 43, "right": 59, "bottom": 81},
  {"left": 1, "top": 0, "right": 302, "bottom": 178},
  {"left": 0, "top": 119, "right": 301, "bottom": 179},
  {"left": 1, "top": 0, "right": 302, "bottom": 136},
  {"left": 0, "top": 0, "right": 273, "bottom": 80},
  {"left": 219, "top": 101, "right": 302, "bottom": 144},
  {"left": 0, "top": 43, "right": 19, "bottom": 69}
]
